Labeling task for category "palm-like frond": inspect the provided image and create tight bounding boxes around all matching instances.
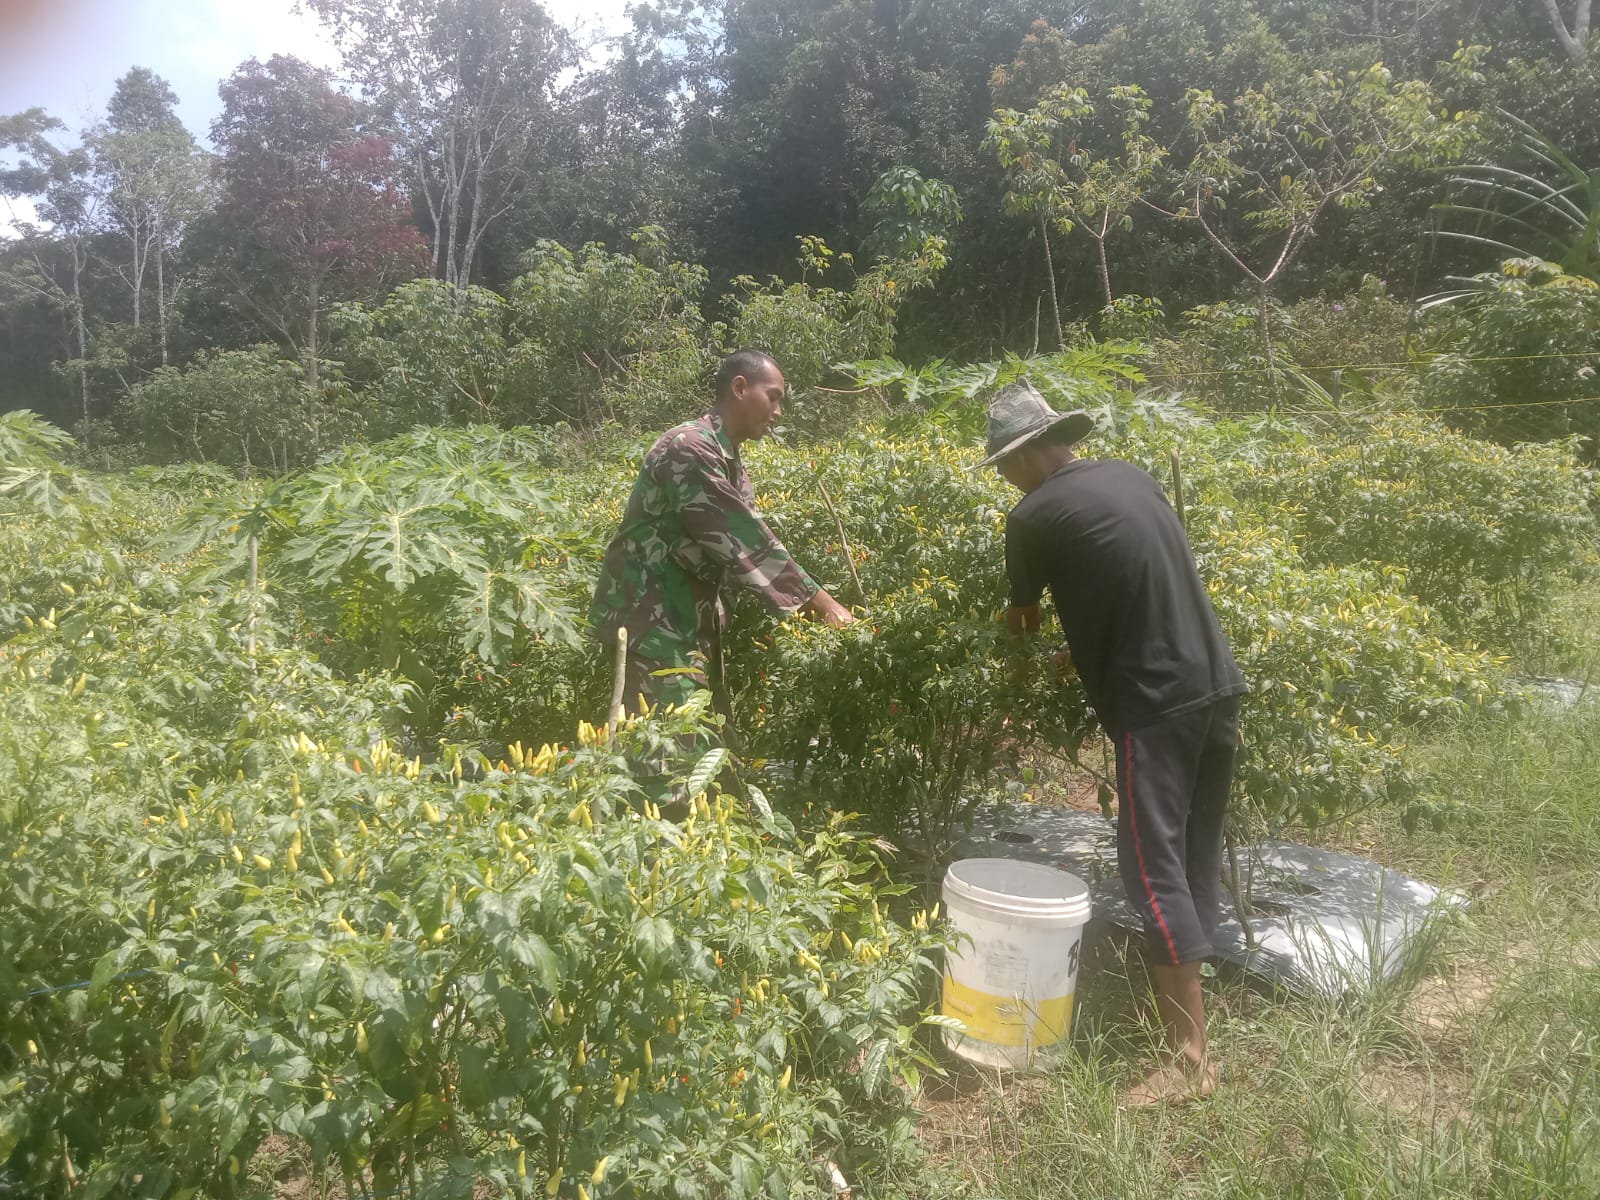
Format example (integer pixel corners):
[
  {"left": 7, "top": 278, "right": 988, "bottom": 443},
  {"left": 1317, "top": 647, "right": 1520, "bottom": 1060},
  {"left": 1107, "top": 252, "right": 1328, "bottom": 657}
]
[{"left": 1432, "top": 110, "right": 1600, "bottom": 281}]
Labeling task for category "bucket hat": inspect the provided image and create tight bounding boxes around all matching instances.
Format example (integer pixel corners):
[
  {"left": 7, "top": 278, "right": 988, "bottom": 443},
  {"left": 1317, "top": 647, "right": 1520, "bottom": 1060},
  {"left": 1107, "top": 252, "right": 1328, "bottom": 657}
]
[{"left": 972, "top": 382, "right": 1094, "bottom": 469}]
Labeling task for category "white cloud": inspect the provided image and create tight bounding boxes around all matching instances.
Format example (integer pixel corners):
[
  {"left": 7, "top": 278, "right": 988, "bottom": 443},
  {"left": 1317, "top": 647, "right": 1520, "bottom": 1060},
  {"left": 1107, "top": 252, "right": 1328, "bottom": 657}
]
[
  {"left": 1, "top": 0, "right": 635, "bottom": 143},
  {"left": 2, "top": 194, "right": 47, "bottom": 238},
  {"left": 0, "top": 0, "right": 637, "bottom": 241}
]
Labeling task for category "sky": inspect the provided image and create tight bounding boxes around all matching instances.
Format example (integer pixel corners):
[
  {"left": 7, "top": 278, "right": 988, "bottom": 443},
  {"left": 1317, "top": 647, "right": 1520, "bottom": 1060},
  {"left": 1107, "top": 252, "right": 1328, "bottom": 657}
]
[{"left": 0, "top": 0, "right": 631, "bottom": 233}]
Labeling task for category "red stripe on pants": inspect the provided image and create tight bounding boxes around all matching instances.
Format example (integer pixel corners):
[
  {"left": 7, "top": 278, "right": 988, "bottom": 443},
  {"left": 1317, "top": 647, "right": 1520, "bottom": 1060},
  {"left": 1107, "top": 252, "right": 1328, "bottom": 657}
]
[{"left": 1125, "top": 731, "right": 1181, "bottom": 965}]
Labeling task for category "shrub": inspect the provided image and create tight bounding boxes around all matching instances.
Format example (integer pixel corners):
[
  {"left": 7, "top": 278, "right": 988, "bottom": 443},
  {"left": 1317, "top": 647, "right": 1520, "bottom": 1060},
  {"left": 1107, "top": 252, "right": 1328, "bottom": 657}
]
[
  {"left": 724, "top": 235, "right": 948, "bottom": 434},
  {"left": 1231, "top": 415, "right": 1599, "bottom": 648},
  {"left": 120, "top": 346, "right": 344, "bottom": 474},
  {"left": 1417, "top": 258, "right": 1600, "bottom": 446},
  {"left": 1282, "top": 277, "right": 1411, "bottom": 388},
  {"left": 1201, "top": 522, "right": 1499, "bottom": 832},
  {"left": 731, "top": 413, "right": 1509, "bottom": 848},
  {"left": 504, "top": 235, "right": 714, "bottom": 429},
  {"left": 1097, "top": 294, "right": 1167, "bottom": 342},
  {"left": 1149, "top": 299, "right": 1295, "bottom": 411},
  {"left": 0, "top": 497, "right": 948, "bottom": 1198},
  {"left": 330, "top": 279, "right": 513, "bottom": 435},
  {"left": 1, "top": 690, "right": 946, "bottom": 1198},
  {"left": 167, "top": 425, "right": 592, "bottom": 741}
]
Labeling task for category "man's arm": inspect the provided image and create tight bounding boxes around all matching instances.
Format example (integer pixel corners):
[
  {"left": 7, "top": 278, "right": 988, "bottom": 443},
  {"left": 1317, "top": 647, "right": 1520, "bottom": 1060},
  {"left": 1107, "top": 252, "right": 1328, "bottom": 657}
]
[
  {"left": 1004, "top": 511, "right": 1046, "bottom": 637},
  {"left": 802, "top": 588, "right": 853, "bottom": 627},
  {"left": 1003, "top": 510, "right": 1048, "bottom": 688},
  {"left": 674, "top": 448, "right": 851, "bottom": 624}
]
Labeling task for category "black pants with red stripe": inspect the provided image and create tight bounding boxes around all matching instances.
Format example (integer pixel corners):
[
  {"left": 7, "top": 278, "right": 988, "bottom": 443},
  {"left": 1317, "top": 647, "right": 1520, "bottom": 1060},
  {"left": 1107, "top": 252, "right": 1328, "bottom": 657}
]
[{"left": 1113, "top": 695, "right": 1242, "bottom": 966}]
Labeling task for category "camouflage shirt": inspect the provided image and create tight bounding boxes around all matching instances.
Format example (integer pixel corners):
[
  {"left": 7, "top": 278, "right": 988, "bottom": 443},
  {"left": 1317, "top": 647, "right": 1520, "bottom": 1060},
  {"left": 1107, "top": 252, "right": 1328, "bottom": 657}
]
[{"left": 589, "top": 413, "right": 818, "bottom": 664}]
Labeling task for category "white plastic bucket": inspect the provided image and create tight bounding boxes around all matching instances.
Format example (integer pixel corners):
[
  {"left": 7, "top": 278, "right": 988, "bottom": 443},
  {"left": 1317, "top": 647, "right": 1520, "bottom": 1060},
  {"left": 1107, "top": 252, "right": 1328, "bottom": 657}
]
[{"left": 940, "top": 857, "right": 1092, "bottom": 1070}]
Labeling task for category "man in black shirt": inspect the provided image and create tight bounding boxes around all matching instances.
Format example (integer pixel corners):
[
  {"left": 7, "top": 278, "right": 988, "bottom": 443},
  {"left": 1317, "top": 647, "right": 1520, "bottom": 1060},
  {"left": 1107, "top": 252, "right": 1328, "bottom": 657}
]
[{"left": 977, "top": 382, "right": 1246, "bottom": 1103}]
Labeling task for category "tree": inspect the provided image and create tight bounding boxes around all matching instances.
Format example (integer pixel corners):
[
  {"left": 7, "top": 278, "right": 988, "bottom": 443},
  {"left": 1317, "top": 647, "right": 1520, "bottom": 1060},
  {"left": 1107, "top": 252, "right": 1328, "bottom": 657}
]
[
  {"left": 988, "top": 83, "right": 1165, "bottom": 311},
  {"left": 210, "top": 55, "right": 426, "bottom": 388},
  {"left": 92, "top": 68, "right": 213, "bottom": 365},
  {"left": 1533, "top": 0, "right": 1592, "bottom": 63},
  {"left": 1166, "top": 56, "right": 1479, "bottom": 367},
  {"left": 651, "top": 0, "right": 1096, "bottom": 353},
  {"left": 330, "top": 277, "right": 511, "bottom": 433},
  {"left": 1418, "top": 257, "right": 1600, "bottom": 445},
  {"left": 122, "top": 345, "right": 328, "bottom": 471},
  {"left": 0, "top": 110, "right": 100, "bottom": 428},
  {"left": 862, "top": 166, "right": 963, "bottom": 262},
  {"left": 307, "top": 0, "right": 575, "bottom": 292},
  {"left": 490, "top": 0, "right": 725, "bottom": 263}
]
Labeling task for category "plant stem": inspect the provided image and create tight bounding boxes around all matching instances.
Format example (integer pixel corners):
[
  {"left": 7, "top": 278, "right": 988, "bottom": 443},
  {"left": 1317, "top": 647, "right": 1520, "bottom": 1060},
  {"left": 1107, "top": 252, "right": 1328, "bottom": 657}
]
[
  {"left": 246, "top": 535, "right": 259, "bottom": 661},
  {"left": 812, "top": 470, "right": 866, "bottom": 606}
]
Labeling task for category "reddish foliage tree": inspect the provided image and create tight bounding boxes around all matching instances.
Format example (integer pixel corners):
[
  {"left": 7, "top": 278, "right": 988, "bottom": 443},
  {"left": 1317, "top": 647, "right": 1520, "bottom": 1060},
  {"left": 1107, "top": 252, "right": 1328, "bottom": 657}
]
[{"left": 211, "top": 55, "right": 426, "bottom": 386}]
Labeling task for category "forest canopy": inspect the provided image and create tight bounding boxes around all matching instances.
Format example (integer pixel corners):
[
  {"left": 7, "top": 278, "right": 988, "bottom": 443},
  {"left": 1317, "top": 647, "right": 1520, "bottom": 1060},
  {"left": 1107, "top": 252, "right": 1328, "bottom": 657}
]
[{"left": 2, "top": 0, "right": 1598, "bottom": 456}]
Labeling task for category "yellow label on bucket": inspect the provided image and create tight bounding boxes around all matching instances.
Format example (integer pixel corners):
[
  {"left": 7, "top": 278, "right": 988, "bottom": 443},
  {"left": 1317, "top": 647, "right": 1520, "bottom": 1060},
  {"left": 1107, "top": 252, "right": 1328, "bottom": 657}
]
[{"left": 942, "top": 973, "right": 1073, "bottom": 1048}]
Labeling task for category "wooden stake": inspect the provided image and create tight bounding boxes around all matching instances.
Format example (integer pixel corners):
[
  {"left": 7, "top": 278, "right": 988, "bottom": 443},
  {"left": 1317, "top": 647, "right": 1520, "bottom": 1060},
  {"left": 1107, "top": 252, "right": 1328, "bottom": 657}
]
[{"left": 607, "top": 626, "right": 629, "bottom": 735}]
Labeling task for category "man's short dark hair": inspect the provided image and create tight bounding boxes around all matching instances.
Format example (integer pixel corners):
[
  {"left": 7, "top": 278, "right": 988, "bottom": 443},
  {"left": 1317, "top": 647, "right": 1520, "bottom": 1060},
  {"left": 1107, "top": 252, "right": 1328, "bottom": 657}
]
[{"left": 715, "top": 349, "right": 779, "bottom": 399}]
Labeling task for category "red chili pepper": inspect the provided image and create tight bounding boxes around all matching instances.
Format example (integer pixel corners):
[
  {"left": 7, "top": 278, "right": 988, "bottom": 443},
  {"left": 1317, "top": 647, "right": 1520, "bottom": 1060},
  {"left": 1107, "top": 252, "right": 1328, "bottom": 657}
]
[{"left": 733, "top": 996, "right": 742, "bottom": 1016}]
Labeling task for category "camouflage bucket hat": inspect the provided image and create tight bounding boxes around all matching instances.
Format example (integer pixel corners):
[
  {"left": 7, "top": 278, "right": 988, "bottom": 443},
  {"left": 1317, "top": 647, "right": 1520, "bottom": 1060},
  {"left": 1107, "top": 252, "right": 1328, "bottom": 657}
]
[{"left": 971, "top": 382, "right": 1095, "bottom": 469}]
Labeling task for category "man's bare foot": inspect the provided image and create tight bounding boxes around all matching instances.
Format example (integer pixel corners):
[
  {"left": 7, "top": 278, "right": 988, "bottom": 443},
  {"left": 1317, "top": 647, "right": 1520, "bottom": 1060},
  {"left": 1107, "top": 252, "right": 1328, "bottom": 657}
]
[{"left": 1123, "top": 1058, "right": 1217, "bottom": 1106}]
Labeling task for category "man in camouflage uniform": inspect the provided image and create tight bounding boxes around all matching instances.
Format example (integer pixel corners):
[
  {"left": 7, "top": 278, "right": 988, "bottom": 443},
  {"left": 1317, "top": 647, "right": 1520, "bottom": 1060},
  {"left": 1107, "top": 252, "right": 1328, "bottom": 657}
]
[{"left": 590, "top": 349, "right": 853, "bottom": 718}]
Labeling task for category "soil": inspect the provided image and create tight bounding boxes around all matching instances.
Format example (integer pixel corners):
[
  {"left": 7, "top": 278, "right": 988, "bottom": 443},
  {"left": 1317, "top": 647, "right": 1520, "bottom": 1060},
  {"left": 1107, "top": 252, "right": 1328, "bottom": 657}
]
[{"left": 1014, "top": 740, "right": 1115, "bottom": 814}]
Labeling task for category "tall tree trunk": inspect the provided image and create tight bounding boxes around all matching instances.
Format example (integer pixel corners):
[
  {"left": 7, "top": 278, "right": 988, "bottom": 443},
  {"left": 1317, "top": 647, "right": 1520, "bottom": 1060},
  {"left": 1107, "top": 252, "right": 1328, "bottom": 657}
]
[
  {"left": 1257, "top": 280, "right": 1279, "bottom": 400},
  {"left": 443, "top": 130, "right": 464, "bottom": 291},
  {"left": 130, "top": 231, "right": 143, "bottom": 328},
  {"left": 1538, "top": 0, "right": 1593, "bottom": 62},
  {"left": 1039, "top": 213, "right": 1063, "bottom": 349},
  {"left": 1094, "top": 209, "right": 1114, "bottom": 308},
  {"left": 418, "top": 145, "right": 446, "bottom": 281},
  {"left": 458, "top": 154, "right": 488, "bottom": 296},
  {"left": 305, "top": 275, "right": 320, "bottom": 391},
  {"left": 72, "top": 244, "right": 89, "bottom": 432},
  {"left": 155, "top": 231, "right": 169, "bottom": 366}
]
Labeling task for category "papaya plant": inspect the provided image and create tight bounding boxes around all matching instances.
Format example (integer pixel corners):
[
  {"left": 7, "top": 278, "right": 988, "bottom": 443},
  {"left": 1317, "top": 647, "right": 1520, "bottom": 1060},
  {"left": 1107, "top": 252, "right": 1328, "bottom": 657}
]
[{"left": 167, "top": 425, "right": 592, "bottom": 739}]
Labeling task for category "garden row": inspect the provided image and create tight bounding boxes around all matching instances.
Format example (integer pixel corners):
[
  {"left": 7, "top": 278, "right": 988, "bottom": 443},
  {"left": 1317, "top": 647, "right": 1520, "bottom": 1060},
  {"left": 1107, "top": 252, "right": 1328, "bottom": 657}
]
[{"left": 1, "top": 393, "right": 1596, "bottom": 1195}]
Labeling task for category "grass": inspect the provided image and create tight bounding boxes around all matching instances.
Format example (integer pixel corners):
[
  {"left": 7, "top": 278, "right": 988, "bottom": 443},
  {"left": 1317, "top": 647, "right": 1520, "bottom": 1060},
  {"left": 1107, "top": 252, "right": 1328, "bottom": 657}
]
[{"left": 896, "top": 585, "right": 1600, "bottom": 1200}]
